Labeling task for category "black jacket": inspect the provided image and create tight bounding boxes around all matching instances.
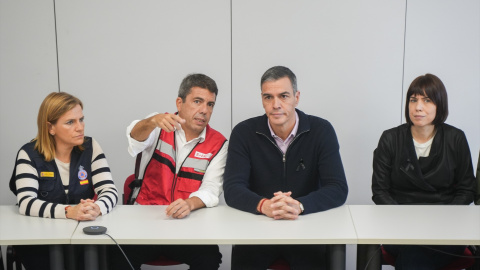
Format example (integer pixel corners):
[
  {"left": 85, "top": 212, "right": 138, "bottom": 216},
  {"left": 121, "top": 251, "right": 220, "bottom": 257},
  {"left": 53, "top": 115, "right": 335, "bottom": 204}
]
[
  {"left": 224, "top": 109, "right": 348, "bottom": 215},
  {"left": 372, "top": 123, "right": 476, "bottom": 205},
  {"left": 476, "top": 154, "right": 480, "bottom": 205}
]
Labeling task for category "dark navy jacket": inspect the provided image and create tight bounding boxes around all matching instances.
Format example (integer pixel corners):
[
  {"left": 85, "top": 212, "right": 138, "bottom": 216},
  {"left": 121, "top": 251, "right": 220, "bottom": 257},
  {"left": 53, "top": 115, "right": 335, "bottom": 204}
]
[
  {"left": 224, "top": 109, "right": 348, "bottom": 215},
  {"left": 10, "top": 137, "right": 95, "bottom": 205}
]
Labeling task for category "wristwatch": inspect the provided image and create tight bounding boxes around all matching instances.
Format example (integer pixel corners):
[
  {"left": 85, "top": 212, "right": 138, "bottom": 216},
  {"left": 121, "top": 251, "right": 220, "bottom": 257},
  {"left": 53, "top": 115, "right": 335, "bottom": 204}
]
[{"left": 299, "top": 203, "right": 304, "bottom": 214}]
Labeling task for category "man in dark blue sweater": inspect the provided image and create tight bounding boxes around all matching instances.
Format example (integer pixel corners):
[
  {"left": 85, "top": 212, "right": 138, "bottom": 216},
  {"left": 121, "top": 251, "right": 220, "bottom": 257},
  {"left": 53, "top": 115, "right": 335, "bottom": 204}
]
[{"left": 224, "top": 66, "right": 348, "bottom": 269}]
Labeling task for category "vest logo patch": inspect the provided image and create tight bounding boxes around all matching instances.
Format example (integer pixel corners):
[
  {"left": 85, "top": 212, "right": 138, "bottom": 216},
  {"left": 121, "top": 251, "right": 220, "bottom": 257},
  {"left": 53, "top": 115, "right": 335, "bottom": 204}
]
[
  {"left": 40, "top": 172, "right": 54, "bottom": 177},
  {"left": 194, "top": 151, "right": 212, "bottom": 159},
  {"left": 78, "top": 166, "right": 88, "bottom": 180},
  {"left": 79, "top": 179, "right": 89, "bottom": 185}
]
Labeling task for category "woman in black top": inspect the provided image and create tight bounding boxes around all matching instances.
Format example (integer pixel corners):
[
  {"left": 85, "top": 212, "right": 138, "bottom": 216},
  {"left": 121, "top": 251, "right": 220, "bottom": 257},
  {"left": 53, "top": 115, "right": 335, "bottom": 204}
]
[{"left": 372, "top": 74, "right": 476, "bottom": 269}]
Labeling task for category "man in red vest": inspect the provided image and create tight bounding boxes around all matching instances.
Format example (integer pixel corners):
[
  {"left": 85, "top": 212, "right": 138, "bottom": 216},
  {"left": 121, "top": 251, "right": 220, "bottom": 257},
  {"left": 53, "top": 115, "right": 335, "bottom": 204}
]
[{"left": 111, "top": 74, "right": 227, "bottom": 270}]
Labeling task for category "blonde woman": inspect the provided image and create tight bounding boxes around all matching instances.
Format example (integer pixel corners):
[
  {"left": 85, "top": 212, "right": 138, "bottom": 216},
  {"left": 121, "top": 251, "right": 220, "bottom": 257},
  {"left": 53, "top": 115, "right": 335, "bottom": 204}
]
[{"left": 9, "top": 92, "right": 118, "bottom": 270}]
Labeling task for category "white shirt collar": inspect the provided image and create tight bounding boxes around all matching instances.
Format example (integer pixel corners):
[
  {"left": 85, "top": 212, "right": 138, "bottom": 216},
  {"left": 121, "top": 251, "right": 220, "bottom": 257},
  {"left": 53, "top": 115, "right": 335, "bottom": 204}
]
[{"left": 175, "top": 127, "right": 207, "bottom": 145}]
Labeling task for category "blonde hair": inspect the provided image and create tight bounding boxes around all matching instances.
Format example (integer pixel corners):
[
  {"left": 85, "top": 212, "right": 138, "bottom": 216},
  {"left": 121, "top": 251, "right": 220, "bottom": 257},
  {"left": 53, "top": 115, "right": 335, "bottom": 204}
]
[{"left": 34, "top": 92, "right": 84, "bottom": 161}]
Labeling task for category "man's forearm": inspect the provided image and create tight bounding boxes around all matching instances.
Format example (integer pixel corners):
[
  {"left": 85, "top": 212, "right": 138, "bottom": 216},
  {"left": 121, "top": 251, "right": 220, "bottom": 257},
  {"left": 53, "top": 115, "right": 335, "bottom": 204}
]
[
  {"left": 185, "top": 196, "right": 206, "bottom": 211},
  {"left": 130, "top": 117, "right": 157, "bottom": 142}
]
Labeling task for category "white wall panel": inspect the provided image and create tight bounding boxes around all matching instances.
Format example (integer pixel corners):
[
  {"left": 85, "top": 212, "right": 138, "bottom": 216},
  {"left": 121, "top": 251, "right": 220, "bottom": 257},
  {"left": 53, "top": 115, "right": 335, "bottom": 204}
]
[
  {"left": 0, "top": 0, "right": 58, "bottom": 205},
  {"left": 403, "top": 0, "right": 480, "bottom": 168},
  {"left": 54, "top": 0, "right": 232, "bottom": 203},
  {"left": 232, "top": 0, "right": 406, "bottom": 207}
]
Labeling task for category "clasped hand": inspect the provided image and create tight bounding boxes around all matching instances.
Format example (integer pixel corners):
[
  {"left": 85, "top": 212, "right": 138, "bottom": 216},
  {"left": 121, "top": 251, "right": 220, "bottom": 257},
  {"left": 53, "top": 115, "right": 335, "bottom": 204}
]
[
  {"left": 67, "top": 199, "right": 101, "bottom": 221},
  {"left": 261, "top": 191, "right": 302, "bottom": 220}
]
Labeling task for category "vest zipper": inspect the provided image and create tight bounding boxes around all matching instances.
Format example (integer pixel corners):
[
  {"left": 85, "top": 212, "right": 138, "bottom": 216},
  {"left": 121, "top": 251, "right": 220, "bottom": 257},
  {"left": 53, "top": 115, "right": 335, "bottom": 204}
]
[{"left": 171, "top": 141, "right": 200, "bottom": 202}]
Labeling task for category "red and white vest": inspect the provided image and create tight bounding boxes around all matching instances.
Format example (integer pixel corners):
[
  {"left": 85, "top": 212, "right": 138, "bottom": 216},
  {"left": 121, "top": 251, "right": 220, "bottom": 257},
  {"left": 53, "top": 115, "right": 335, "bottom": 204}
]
[{"left": 135, "top": 125, "right": 226, "bottom": 205}]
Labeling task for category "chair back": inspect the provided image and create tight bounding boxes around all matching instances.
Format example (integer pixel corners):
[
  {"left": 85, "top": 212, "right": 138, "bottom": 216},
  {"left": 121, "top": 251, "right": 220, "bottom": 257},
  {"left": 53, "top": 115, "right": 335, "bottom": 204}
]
[
  {"left": 269, "top": 258, "right": 290, "bottom": 270},
  {"left": 123, "top": 174, "right": 136, "bottom": 205},
  {"left": 442, "top": 247, "right": 475, "bottom": 270}
]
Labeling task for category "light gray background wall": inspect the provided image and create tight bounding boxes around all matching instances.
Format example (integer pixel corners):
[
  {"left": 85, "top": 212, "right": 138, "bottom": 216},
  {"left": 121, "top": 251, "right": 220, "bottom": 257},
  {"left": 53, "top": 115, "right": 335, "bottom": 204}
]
[{"left": 1, "top": 1, "right": 478, "bottom": 270}]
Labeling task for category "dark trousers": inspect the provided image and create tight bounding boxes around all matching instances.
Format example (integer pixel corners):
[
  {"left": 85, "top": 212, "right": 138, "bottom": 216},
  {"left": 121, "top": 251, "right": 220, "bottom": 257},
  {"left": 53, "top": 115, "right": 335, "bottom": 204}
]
[
  {"left": 383, "top": 244, "right": 466, "bottom": 270},
  {"left": 14, "top": 245, "right": 85, "bottom": 270},
  {"left": 232, "top": 244, "right": 327, "bottom": 270},
  {"left": 108, "top": 244, "right": 222, "bottom": 270}
]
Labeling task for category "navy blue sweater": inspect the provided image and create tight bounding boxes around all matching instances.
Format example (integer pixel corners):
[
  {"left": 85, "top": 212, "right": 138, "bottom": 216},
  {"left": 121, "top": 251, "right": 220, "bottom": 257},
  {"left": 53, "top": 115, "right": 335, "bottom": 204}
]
[{"left": 224, "top": 109, "right": 348, "bottom": 215}]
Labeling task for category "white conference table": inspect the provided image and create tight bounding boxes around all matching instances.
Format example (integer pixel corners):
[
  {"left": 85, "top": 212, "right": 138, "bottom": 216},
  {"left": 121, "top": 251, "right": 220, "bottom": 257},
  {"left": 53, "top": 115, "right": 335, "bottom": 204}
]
[
  {"left": 350, "top": 205, "right": 480, "bottom": 270},
  {"left": 71, "top": 204, "right": 357, "bottom": 270},
  {"left": 0, "top": 206, "right": 80, "bottom": 270},
  {"left": 4, "top": 204, "right": 478, "bottom": 270}
]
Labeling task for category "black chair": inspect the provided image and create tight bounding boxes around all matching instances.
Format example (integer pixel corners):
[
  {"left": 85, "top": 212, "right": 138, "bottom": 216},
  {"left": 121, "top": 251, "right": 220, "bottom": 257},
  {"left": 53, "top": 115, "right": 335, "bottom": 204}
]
[
  {"left": 381, "top": 245, "right": 477, "bottom": 270},
  {"left": 6, "top": 245, "right": 22, "bottom": 270},
  {"left": 0, "top": 246, "right": 4, "bottom": 270}
]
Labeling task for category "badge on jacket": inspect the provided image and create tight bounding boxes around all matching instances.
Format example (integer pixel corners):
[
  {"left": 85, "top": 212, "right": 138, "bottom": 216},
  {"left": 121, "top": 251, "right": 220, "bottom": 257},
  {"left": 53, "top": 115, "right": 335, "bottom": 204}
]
[
  {"left": 78, "top": 165, "right": 89, "bottom": 185},
  {"left": 40, "top": 172, "right": 54, "bottom": 177}
]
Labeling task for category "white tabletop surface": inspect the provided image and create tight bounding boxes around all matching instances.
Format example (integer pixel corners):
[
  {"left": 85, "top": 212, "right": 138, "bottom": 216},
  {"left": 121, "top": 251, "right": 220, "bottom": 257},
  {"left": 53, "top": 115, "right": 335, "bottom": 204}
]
[
  {"left": 6, "top": 204, "right": 476, "bottom": 247},
  {"left": 349, "top": 205, "right": 480, "bottom": 245},
  {"left": 0, "top": 205, "right": 79, "bottom": 245},
  {"left": 71, "top": 204, "right": 357, "bottom": 245}
]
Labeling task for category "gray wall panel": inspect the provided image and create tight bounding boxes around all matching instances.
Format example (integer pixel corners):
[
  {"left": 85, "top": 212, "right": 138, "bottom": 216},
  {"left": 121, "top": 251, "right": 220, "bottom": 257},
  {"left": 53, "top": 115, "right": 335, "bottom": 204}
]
[
  {"left": 0, "top": 0, "right": 58, "bottom": 205},
  {"left": 54, "top": 0, "right": 232, "bottom": 203},
  {"left": 232, "top": 0, "right": 406, "bottom": 206},
  {"left": 403, "top": 0, "right": 480, "bottom": 168}
]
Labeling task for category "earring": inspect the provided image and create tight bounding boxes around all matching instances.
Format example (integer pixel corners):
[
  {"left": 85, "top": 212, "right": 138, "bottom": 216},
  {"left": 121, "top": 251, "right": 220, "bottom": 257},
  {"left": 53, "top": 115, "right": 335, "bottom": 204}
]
[{"left": 50, "top": 132, "right": 55, "bottom": 136}]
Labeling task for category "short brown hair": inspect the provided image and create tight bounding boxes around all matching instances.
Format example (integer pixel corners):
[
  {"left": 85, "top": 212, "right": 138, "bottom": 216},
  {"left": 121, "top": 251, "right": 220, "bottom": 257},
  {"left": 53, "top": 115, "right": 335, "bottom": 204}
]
[
  {"left": 405, "top": 74, "right": 448, "bottom": 126},
  {"left": 178, "top": 74, "right": 218, "bottom": 102},
  {"left": 261, "top": 66, "right": 297, "bottom": 94},
  {"left": 35, "top": 92, "right": 84, "bottom": 161}
]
